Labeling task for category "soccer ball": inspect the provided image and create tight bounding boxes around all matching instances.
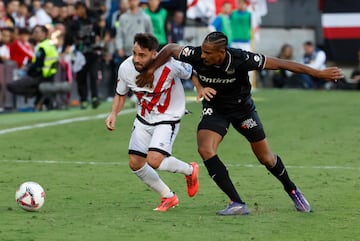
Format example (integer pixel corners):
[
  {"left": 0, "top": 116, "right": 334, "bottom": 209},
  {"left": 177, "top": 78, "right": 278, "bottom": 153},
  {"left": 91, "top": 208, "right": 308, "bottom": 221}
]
[{"left": 15, "top": 181, "right": 46, "bottom": 211}]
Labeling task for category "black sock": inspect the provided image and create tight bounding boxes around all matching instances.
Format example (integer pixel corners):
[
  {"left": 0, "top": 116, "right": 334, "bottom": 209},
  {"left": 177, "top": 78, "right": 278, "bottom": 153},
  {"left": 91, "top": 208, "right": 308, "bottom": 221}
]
[
  {"left": 204, "top": 155, "right": 245, "bottom": 204},
  {"left": 267, "top": 155, "right": 296, "bottom": 192}
]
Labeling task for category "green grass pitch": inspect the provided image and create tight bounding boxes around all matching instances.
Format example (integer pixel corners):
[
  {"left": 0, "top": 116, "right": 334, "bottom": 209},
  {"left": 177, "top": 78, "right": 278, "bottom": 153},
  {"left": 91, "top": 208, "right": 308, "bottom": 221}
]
[{"left": 0, "top": 89, "right": 359, "bottom": 241}]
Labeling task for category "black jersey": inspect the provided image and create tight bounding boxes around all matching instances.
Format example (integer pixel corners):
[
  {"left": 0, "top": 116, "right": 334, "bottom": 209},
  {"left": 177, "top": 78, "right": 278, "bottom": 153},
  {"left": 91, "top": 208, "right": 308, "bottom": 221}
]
[{"left": 178, "top": 46, "right": 266, "bottom": 114}]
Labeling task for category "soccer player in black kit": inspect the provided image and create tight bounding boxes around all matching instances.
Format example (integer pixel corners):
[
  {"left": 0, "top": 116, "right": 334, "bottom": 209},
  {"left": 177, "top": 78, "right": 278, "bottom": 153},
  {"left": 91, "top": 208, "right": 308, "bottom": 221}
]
[{"left": 136, "top": 32, "right": 344, "bottom": 215}]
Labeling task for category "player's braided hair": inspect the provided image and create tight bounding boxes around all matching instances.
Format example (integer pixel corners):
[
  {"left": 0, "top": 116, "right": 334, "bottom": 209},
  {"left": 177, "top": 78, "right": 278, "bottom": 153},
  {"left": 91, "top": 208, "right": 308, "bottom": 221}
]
[{"left": 203, "top": 31, "right": 228, "bottom": 49}]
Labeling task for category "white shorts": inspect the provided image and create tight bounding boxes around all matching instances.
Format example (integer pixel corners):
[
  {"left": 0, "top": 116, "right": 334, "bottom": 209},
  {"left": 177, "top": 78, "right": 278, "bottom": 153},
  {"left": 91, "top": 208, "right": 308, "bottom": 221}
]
[{"left": 128, "top": 118, "right": 180, "bottom": 157}]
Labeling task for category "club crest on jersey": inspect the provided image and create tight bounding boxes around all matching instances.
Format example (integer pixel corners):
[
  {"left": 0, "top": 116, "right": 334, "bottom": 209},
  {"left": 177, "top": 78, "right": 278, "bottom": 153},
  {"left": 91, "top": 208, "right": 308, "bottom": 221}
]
[
  {"left": 181, "top": 47, "right": 194, "bottom": 57},
  {"left": 226, "top": 67, "right": 235, "bottom": 74},
  {"left": 253, "top": 54, "right": 264, "bottom": 67}
]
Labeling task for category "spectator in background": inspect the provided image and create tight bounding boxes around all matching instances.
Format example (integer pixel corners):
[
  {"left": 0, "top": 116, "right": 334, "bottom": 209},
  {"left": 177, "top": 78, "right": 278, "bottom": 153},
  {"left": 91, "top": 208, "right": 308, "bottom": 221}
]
[
  {"left": 110, "top": 0, "right": 129, "bottom": 37},
  {"left": 95, "top": 14, "right": 116, "bottom": 101},
  {"left": 103, "top": 0, "right": 119, "bottom": 30},
  {"left": 9, "top": 27, "right": 34, "bottom": 68},
  {"left": 66, "top": 1, "right": 101, "bottom": 109},
  {"left": 271, "top": 43, "right": 294, "bottom": 88},
  {"left": 210, "top": 1, "right": 232, "bottom": 46},
  {"left": 186, "top": 0, "right": 215, "bottom": 26},
  {"left": 109, "top": 0, "right": 129, "bottom": 95},
  {"left": 95, "top": 13, "right": 107, "bottom": 42},
  {"left": 48, "top": 2, "right": 62, "bottom": 25},
  {"left": 92, "top": 0, "right": 107, "bottom": 19},
  {"left": 5, "top": 0, "right": 19, "bottom": 27},
  {"left": 29, "top": 0, "right": 52, "bottom": 28},
  {"left": 43, "top": 1, "right": 55, "bottom": 24},
  {"left": 139, "top": 0, "right": 147, "bottom": 9},
  {"left": 297, "top": 41, "right": 327, "bottom": 89},
  {"left": 166, "top": 10, "right": 193, "bottom": 90},
  {"left": 230, "top": 0, "right": 251, "bottom": 51},
  {"left": 52, "top": 22, "right": 73, "bottom": 86},
  {"left": 51, "top": 23, "right": 66, "bottom": 53},
  {"left": 230, "top": 0, "right": 254, "bottom": 85},
  {"left": 0, "top": 27, "right": 13, "bottom": 63},
  {"left": 166, "top": 10, "right": 184, "bottom": 44},
  {"left": 16, "top": 2, "right": 31, "bottom": 28},
  {"left": 114, "top": 0, "right": 152, "bottom": 62},
  {"left": 0, "top": 0, "right": 11, "bottom": 28},
  {"left": 58, "top": 3, "right": 71, "bottom": 25},
  {"left": 7, "top": 25, "right": 59, "bottom": 110},
  {"left": 98, "top": 29, "right": 117, "bottom": 101},
  {"left": 143, "top": 0, "right": 167, "bottom": 50}
]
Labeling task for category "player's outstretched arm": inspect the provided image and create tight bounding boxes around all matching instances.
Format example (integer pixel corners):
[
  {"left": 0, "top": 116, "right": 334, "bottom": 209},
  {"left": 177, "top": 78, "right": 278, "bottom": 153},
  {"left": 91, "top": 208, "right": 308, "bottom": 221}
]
[
  {"left": 136, "top": 43, "right": 183, "bottom": 88},
  {"left": 105, "top": 94, "right": 127, "bottom": 131},
  {"left": 265, "top": 56, "right": 344, "bottom": 81}
]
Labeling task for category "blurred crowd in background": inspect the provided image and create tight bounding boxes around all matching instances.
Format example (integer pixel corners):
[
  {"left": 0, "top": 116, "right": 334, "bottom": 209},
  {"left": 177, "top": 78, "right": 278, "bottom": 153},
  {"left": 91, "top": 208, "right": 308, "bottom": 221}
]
[
  {"left": 0, "top": 0, "right": 358, "bottom": 112},
  {"left": 0, "top": 0, "right": 187, "bottom": 112}
]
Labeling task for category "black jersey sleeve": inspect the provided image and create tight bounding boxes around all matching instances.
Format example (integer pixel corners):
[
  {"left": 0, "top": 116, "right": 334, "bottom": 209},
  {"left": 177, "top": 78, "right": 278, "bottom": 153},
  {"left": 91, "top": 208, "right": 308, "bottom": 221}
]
[
  {"left": 240, "top": 51, "right": 266, "bottom": 71},
  {"left": 178, "top": 46, "right": 201, "bottom": 64}
]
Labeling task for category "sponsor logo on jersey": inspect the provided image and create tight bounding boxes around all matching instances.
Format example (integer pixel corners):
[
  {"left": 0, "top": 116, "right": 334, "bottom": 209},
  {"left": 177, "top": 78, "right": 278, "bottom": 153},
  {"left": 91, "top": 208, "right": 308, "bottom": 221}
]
[
  {"left": 241, "top": 118, "right": 258, "bottom": 129},
  {"left": 199, "top": 74, "right": 236, "bottom": 84}
]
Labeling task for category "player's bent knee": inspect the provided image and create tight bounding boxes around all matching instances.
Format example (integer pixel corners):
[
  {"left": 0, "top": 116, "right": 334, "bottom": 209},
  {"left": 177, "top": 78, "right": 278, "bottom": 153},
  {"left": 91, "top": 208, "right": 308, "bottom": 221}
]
[
  {"left": 257, "top": 153, "right": 276, "bottom": 167},
  {"left": 129, "top": 155, "right": 146, "bottom": 171},
  {"left": 147, "top": 152, "right": 165, "bottom": 169},
  {"left": 197, "top": 146, "right": 216, "bottom": 160}
]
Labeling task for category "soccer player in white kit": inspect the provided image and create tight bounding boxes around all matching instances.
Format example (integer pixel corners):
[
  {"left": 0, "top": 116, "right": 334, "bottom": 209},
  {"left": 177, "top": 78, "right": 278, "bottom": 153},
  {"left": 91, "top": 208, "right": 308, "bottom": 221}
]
[{"left": 105, "top": 33, "right": 199, "bottom": 212}]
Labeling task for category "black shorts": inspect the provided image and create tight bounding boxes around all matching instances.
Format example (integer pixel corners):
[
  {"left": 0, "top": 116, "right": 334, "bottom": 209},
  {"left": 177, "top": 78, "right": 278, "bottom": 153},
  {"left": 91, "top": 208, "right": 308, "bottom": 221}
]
[{"left": 197, "top": 101, "right": 266, "bottom": 143}]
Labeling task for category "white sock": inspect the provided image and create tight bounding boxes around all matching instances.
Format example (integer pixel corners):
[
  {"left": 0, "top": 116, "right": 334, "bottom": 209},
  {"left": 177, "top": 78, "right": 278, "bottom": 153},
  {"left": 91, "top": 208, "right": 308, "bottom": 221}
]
[
  {"left": 133, "top": 163, "right": 173, "bottom": 198},
  {"left": 157, "top": 156, "right": 193, "bottom": 176}
]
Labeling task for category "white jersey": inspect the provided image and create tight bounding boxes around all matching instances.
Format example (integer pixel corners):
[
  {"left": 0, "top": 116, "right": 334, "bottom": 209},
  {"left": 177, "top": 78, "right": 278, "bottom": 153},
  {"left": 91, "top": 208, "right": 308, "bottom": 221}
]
[{"left": 116, "top": 57, "right": 192, "bottom": 124}]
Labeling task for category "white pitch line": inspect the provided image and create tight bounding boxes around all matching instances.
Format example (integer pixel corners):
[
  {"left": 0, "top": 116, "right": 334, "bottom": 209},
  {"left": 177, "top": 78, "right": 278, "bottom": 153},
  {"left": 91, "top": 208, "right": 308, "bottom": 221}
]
[
  {"left": 0, "top": 97, "right": 199, "bottom": 135},
  {"left": 0, "top": 159, "right": 359, "bottom": 170},
  {"left": 0, "top": 108, "right": 136, "bottom": 135},
  {"left": 0, "top": 100, "right": 357, "bottom": 171},
  {"left": 0, "top": 96, "right": 201, "bottom": 135}
]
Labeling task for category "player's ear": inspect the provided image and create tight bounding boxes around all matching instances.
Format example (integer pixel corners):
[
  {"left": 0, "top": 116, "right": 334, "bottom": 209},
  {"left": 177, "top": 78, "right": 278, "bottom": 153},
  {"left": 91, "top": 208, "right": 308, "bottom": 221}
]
[
  {"left": 219, "top": 47, "right": 226, "bottom": 56},
  {"left": 151, "top": 50, "right": 157, "bottom": 59}
]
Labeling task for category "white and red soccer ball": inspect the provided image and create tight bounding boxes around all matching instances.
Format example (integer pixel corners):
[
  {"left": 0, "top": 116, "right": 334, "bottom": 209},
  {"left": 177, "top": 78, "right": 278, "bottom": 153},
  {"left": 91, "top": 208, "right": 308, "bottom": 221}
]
[{"left": 15, "top": 181, "right": 45, "bottom": 211}]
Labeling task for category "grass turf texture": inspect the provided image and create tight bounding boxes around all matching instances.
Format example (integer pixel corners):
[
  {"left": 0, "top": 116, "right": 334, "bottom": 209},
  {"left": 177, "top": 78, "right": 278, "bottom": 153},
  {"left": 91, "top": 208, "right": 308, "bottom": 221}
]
[{"left": 0, "top": 89, "right": 359, "bottom": 241}]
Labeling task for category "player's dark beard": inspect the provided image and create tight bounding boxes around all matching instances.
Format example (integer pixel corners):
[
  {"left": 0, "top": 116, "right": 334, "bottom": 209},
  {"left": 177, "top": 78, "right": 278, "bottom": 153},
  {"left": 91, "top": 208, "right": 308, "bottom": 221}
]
[
  {"left": 135, "top": 65, "right": 150, "bottom": 72},
  {"left": 134, "top": 63, "right": 149, "bottom": 73},
  {"left": 134, "top": 60, "right": 151, "bottom": 72},
  {"left": 134, "top": 64, "right": 143, "bottom": 72}
]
